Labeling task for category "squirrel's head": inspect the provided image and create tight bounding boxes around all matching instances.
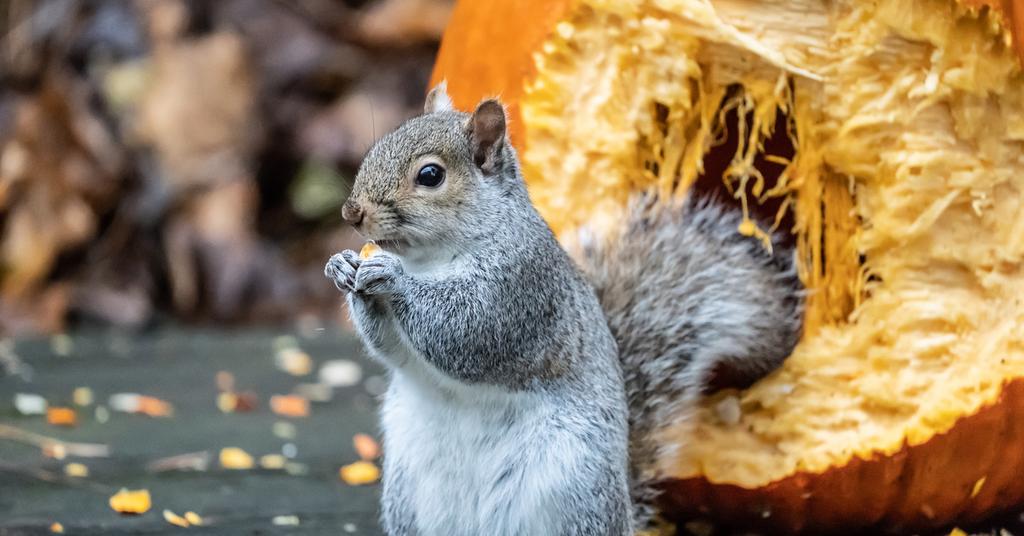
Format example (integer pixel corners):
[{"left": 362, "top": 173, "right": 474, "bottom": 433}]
[{"left": 342, "top": 82, "right": 517, "bottom": 254}]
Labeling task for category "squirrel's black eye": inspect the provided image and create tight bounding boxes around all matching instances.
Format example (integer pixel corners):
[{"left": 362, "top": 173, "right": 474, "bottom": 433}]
[{"left": 416, "top": 164, "right": 445, "bottom": 187}]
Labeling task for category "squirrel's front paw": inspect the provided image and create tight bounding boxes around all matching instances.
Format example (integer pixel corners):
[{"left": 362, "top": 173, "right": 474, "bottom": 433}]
[
  {"left": 354, "top": 254, "right": 404, "bottom": 295},
  {"left": 325, "top": 250, "right": 361, "bottom": 293}
]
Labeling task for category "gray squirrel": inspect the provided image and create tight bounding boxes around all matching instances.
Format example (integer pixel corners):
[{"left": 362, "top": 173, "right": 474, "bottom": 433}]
[{"left": 324, "top": 83, "right": 802, "bottom": 536}]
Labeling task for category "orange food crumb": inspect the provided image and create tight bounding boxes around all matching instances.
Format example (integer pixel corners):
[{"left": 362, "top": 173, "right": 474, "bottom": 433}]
[
  {"left": 184, "top": 511, "right": 203, "bottom": 525},
  {"left": 46, "top": 407, "right": 77, "bottom": 427},
  {"left": 359, "top": 242, "right": 381, "bottom": 260},
  {"left": 109, "top": 488, "right": 152, "bottom": 515},
  {"left": 219, "top": 447, "right": 254, "bottom": 470},
  {"left": 138, "top": 396, "right": 174, "bottom": 417},
  {"left": 339, "top": 460, "right": 380, "bottom": 485},
  {"left": 49, "top": 522, "right": 64, "bottom": 533},
  {"left": 270, "top": 395, "right": 309, "bottom": 418},
  {"left": 353, "top": 433, "right": 381, "bottom": 461}
]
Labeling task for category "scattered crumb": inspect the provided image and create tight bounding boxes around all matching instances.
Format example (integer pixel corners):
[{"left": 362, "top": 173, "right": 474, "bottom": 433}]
[
  {"left": 339, "top": 460, "right": 380, "bottom": 485},
  {"left": 72, "top": 387, "right": 94, "bottom": 406},
  {"left": 219, "top": 447, "right": 254, "bottom": 470},
  {"left": 47, "top": 407, "right": 77, "bottom": 427},
  {"left": 343, "top": 522, "right": 357, "bottom": 533},
  {"left": 319, "top": 360, "right": 363, "bottom": 388},
  {"left": 95, "top": 405, "right": 110, "bottom": 423},
  {"left": 272, "top": 515, "right": 300, "bottom": 526},
  {"left": 14, "top": 393, "right": 47, "bottom": 415},
  {"left": 163, "top": 509, "right": 190, "bottom": 528},
  {"left": 275, "top": 347, "right": 313, "bottom": 376},
  {"left": 260, "top": 454, "right": 286, "bottom": 470},
  {"left": 353, "top": 433, "right": 381, "bottom": 461},
  {"left": 270, "top": 394, "right": 310, "bottom": 417},
  {"left": 282, "top": 443, "right": 298, "bottom": 458},
  {"left": 216, "top": 392, "right": 237, "bottom": 413},
  {"left": 64, "top": 463, "right": 89, "bottom": 478},
  {"left": 109, "top": 393, "right": 173, "bottom": 417},
  {"left": 49, "top": 522, "right": 64, "bottom": 533},
  {"left": 184, "top": 511, "right": 203, "bottom": 526},
  {"left": 109, "top": 488, "right": 151, "bottom": 515}
]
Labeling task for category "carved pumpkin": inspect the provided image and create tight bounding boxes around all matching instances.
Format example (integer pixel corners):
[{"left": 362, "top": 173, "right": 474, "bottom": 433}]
[{"left": 433, "top": 0, "right": 1024, "bottom": 533}]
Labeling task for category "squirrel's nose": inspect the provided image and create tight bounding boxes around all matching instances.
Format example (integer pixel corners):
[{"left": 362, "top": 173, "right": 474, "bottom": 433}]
[{"left": 342, "top": 201, "right": 364, "bottom": 227}]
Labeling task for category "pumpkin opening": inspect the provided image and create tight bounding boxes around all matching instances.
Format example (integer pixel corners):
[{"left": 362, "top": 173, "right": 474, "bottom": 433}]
[{"left": 510, "top": 0, "right": 1024, "bottom": 529}]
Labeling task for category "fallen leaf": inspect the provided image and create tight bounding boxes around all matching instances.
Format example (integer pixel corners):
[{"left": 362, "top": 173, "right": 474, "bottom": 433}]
[
  {"left": 270, "top": 394, "right": 309, "bottom": 418},
  {"left": 275, "top": 347, "right": 313, "bottom": 376},
  {"left": 217, "top": 390, "right": 258, "bottom": 413},
  {"left": 72, "top": 387, "right": 93, "bottom": 406},
  {"left": 163, "top": 509, "right": 190, "bottom": 528},
  {"left": 353, "top": 433, "right": 380, "bottom": 461},
  {"left": 219, "top": 447, "right": 254, "bottom": 470},
  {"left": 46, "top": 407, "right": 77, "bottom": 427},
  {"left": 339, "top": 460, "right": 380, "bottom": 485},
  {"left": 64, "top": 463, "right": 89, "bottom": 478},
  {"left": 260, "top": 454, "right": 286, "bottom": 470},
  {"left": 109, "top": 393, "right": 173, "bottom": 417},
  {"left": 109, "top": 488, "right": 151, "bottom": 515}
]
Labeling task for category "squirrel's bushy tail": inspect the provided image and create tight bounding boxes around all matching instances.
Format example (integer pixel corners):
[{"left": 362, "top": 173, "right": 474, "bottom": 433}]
[{"left": 574, "top": 194, "right": 803, "bottom": 525}]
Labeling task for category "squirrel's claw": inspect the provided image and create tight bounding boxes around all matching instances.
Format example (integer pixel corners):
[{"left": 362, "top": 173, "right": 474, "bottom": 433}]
[
  {"left": 325, "top": 252, "right": 358, "bottom": 293},
  {"left": 354, "top": 254, "right": 404, "bottom": 295}
]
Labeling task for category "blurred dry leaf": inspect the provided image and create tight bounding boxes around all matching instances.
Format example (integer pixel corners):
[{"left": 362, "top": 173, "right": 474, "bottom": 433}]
[
  {"left": 356, "top": 0, "right": 453, "bottom": 46},
  {"left": 136, "top": 31, "right": 257, "bottom": 190}
]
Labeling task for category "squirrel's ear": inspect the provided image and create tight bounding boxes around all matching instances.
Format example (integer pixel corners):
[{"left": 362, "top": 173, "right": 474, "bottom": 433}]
[
  {"left": 468, "top": 99, "right": 507, "bottom": 174},
  {"left": 424, "top": 81, "right": 454, "bottom": 114}
]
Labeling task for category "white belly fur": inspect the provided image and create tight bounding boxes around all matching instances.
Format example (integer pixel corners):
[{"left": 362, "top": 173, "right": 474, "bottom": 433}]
[{"left": 381, "top": 362, "right": 583, "bottom": 536}]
